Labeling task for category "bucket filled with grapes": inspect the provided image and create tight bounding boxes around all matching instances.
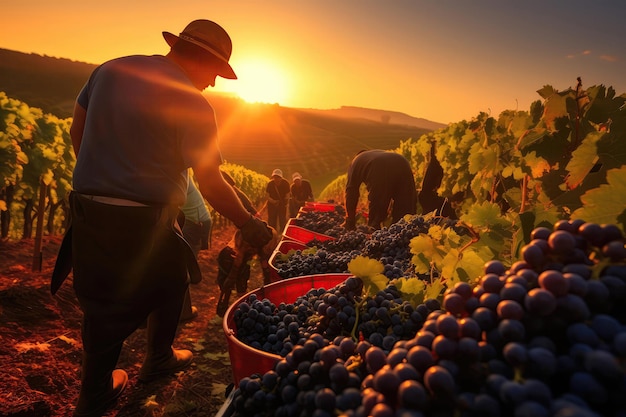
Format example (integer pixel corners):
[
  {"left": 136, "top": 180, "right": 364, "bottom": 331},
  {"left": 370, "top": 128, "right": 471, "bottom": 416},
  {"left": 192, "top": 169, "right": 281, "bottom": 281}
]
[
  {"left": 222, "top": 218, "right": 626, "bottom": 417},
  {"left": 222, "top": 273, "right": 353, "bottom": 385}
]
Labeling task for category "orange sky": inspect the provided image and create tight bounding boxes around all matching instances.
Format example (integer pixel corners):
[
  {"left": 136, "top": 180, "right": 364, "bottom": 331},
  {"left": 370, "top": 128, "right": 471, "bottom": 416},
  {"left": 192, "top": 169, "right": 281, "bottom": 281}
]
[{"left": 2, "top": 0, "right": 625, "bottom": 124}]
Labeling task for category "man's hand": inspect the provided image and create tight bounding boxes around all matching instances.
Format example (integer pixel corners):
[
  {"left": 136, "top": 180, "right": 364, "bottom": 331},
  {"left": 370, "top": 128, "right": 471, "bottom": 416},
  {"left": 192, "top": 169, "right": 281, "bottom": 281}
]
[
  {"left": 342, "top": 216, "right": 356, "bottom": 231},
  {"left": 240, "top": 215, "right": 273, "bottom": 248}
]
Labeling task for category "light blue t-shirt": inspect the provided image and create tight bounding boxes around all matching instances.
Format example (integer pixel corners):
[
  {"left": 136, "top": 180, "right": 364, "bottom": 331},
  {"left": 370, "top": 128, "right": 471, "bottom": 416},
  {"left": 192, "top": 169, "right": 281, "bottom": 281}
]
[{"left": 181, "top": 179, "right": 211, "bottom": 224}]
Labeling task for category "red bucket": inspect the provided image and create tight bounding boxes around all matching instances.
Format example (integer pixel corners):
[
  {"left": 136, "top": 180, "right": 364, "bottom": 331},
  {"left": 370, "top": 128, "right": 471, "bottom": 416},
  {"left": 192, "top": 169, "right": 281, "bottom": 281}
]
[{"left": 222, "top": 273, "right": 353, "bottom": 386}]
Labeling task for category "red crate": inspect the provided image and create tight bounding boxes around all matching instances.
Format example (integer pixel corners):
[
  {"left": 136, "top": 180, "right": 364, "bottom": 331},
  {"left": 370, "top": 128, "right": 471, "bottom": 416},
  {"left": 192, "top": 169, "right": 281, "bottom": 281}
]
[
  {"left": 222, "top": 273, "right": 353, "bottom": 386},
  {"left": 283, "top": 224, "right": 335, "bottom": 245},
  {"left": 267, "top": 239, "right": 307, "bottom": 282},
  {"left": 304, "top": 201, "right": 338, "bottom": 212}
]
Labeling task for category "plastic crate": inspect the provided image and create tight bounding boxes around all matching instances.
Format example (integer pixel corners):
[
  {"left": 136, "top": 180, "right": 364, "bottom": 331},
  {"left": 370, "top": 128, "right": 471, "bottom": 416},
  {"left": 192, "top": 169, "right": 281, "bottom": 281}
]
[
  {"left": 222, "top": 273, "right": 353, "bottom": 386},
  {"left": 304, "top": 201, "right": 338, "bottom": 212},
  {"left": 267, "top": 239, "right": 308, "bottom": 282},
  {"left": 283, "top": 224, "right": 335, "bottom": 245}
]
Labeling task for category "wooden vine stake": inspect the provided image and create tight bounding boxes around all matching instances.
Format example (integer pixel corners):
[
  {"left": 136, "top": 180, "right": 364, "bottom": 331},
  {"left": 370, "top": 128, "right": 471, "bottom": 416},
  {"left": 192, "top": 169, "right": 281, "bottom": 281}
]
[{"left": 32, "top": 177, "right": 47, "bottom": 272}]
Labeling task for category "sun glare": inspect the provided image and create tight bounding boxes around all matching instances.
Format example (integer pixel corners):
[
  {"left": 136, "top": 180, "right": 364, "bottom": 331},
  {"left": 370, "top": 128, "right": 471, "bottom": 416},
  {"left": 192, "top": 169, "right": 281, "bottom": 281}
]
[{"left": 226, "top": 59, "right": 290, "bottom": 105}]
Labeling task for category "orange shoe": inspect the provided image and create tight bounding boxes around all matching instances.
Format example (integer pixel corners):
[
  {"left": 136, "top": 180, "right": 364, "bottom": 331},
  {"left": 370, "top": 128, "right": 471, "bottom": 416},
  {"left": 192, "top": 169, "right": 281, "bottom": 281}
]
[
  {"left": 73, "top": 369, "right": 128, "bottom": 417},
  {"left": 138, "top": 349, "right": 193, "bottom": 383}
]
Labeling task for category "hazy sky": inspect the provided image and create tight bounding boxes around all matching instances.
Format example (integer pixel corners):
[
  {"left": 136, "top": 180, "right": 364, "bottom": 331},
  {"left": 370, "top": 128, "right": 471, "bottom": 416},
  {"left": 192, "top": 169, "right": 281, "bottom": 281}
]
[{"left": 2, "top": 0, "right": 624, "bottom": 124}]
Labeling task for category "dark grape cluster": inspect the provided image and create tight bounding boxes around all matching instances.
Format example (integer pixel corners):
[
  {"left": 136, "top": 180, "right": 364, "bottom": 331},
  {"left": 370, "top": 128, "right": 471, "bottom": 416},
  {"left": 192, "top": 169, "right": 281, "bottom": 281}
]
[
  {"left": 292, "top": 205, "right": 347, "bottom": 237},
  {"left": 274, "top": 214, "right": 464, "bottom": 281},
  {"left": 272, "top": 247, "right": 361, "bottom": 278},
  {"left": 229, "top": 219, "right": 626, "bottom": 417},
  {"left": 234, "top": 276, "right": 438, "bottom": 357}
]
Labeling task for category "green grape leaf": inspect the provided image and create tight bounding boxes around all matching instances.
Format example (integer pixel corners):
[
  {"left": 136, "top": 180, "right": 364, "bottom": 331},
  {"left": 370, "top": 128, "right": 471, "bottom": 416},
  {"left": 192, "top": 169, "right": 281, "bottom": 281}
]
[
  {"left": 460, "top": 201, "right": 510, "bottom": 229},
  {"left": 364, "top": 273, "right": 389, "bottom": 298},
  {"left": 522, "top": 151, "right": 551, "bottom": 178},
  {"left": 564, "top": 131, "right": 603, "bottom": 190},
  {"left": 571, "top": 166, "right": 626, "bottom": 230},
  {"left": 348, "top": 255, "right": 384, "bottom": 278},
  {"left": 458, "top": 246, "right": 495, "bottom": 284},
  {"left": 517, "top": 126, "right": 548, "bottom": 150},
  {"left": 502, "top": 163, "right": 525, "bottom": 180},
  {"left": 394, "top": 277, "right": 426, "bottom": 296},
  {"left": 348, "top": 256, "right": 389, "bottom": 297},
  {"left": 468, "top": 143, "right": 499, "bottom": 175},
  {"left": 441, "top": 249, "right": 461, "bottom": 284},
  {"left": 410, "top": 234, "right": 437, "bottom": 259},
  {"left": 536, "top": 85, "right": 557, "bottom": 100},
  {"left": 425, "top": 277, "right": 446, "bottom": 300}
]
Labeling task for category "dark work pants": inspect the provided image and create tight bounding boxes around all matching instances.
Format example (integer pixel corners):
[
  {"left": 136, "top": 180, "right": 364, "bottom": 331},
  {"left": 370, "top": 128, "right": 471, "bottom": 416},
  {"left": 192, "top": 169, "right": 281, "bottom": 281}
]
[
  {"left": 267, "top": 202, "right": 287, "bottom": 232},
  {"left": 70, "top": 194, "right": 188, "bottom": 398},
  {"left": 368, "top": 183, "right": 417, "bottom": 229}
]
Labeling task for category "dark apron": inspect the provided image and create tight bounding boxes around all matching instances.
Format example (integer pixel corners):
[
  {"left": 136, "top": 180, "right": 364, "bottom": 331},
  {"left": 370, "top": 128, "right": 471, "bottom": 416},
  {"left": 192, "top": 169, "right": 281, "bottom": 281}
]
[{"left": 50, "top": 193, "right": 201, "bottom": 295}]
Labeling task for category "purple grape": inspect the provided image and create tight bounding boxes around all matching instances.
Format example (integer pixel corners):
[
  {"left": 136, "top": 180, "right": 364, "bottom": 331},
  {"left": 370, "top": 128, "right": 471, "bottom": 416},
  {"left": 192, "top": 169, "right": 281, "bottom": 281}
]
[
  {"left": 578, "top": 222, "right": 605, "bottom": 247},
  {"left": 480, "top": 292, "right": 501, "bottom": 310},
  {"left": 443, "top": 292, "right": 465, "bottom": 316},
  {"left": 432, "top": 334, "right": 458, "bottom": 359},
  {"left": 538, "top": 270, "right": 569, "bottom": 297},
  {"left": 499, "top": 379, "right": 525, "bottom": 406},
  {"left": 524, "top": 288, "right": 557, "bottom": 316},
  {"left": 397, "top": 379, "right": 429, "bottom": 409},
  {"left": 531, "top": 226, "right": 552, "bottom": 240},
  {"left": 500, "top": 283, "right": 528, "bottom": 303},
  {"left": 373, "top": 365, "right": 401, "bottom": 398},
  {"left": 406, "top": 345, "right": 434, "bottom": 374},
  {"left": 481, "top": 273, "right": 505, "bottom": 293},
  {"left": 484, "top": 259, "right": 507, "bottom": 275},
  {"left": 436, "top": 314, "right": 460, "bottom": 339},
  {"left": 498, "top": 319, "right": 526, "bottom": 343},
  {"left": 503, "top": 342, "right": 528, "bottom": 367},
  {"left": 365, "top": 346, "right": 387, "bottom": 373},
  {"left": 423, "top": 365, "right": 456, "bottom": 398},
  {"left": 522, "top": 242, "right": 546, "bottom": 267},
  {"left": 563, "top": 273, "right": 588, "bottom": 296},
  {"left": 548, "top": 230, "right": 576, "bottom": 255},
  {"left": 314, "top": 387, "right": 337, "bottom": 411},
  {"left": 369, "top": 402, "right": 394, "bottom": 417},
  {"left": 394, "top": 362, "right": 420, "bottom": 382},
  {"left": 568, "top": 371, "right": 608, "bottom": 406},
  {"left": 602, "top": 240, "right": 626, "bottom": 261},
  {"left": 601, "top": 223, "right": 624, "bottom": 243},
  {"left": 458, "top": 317, "right": 482, "bottom": 340},
  {"left": 514, "top": 401, "right": 550, "bottom": 417},
  {"left": 497, "top": 299, "right": 525, "bottom": 320}
]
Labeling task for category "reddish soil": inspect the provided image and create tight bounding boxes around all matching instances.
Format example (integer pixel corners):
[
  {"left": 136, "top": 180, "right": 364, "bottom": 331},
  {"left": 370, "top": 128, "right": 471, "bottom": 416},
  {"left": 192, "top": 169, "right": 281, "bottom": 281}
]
[{"left": 0, "top": 225, "right": 262, "bottom": 417}]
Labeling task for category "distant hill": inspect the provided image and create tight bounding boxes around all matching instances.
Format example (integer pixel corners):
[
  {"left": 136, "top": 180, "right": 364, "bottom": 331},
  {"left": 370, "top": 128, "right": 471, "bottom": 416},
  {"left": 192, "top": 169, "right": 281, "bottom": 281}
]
[
  {"left": 0, "top": 48, "right": 444, "bottom": 194},
  {"left": 301, "top": 106, "right": 445, "bottom": 131}
]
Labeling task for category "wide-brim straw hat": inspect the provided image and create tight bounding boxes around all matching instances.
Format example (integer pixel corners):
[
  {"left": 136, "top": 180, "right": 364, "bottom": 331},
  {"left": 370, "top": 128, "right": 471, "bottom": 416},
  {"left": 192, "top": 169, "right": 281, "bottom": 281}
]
[
  {"left": 163, "top": 19, "right": 237, "bottom": 79},
  {"left": 271, "top": 169, "right": 283, "bottom": 178}
]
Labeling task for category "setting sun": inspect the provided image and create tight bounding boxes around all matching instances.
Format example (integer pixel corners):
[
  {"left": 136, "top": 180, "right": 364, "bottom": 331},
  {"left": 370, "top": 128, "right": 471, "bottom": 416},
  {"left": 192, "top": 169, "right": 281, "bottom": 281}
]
[{"left": 222, "top": 58, "right": 290, "bottom": 105}]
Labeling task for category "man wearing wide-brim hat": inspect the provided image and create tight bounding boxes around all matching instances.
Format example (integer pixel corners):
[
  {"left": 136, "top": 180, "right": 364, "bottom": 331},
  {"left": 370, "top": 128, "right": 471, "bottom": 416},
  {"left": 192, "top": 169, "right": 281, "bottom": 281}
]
[{"left": 55, "top": 19, "right": 273, "bottom": 416}]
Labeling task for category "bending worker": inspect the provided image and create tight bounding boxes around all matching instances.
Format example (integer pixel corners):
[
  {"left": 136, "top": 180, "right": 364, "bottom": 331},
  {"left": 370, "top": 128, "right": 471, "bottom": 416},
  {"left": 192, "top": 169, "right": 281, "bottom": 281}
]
[{"left": 343, "top": 149, "right": 417, "bottom": 230}]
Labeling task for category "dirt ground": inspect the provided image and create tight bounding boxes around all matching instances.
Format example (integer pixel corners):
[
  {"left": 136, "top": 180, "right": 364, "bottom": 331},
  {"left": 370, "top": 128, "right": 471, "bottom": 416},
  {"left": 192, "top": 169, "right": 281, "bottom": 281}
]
[{"left": 0, "top": 224, "right": 264, "bottom": 417}]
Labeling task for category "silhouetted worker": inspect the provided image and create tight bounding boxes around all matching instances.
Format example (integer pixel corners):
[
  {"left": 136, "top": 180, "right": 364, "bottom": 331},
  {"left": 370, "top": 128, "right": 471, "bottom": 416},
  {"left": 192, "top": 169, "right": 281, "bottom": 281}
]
[
  {"left": 418, "top": 142, "right": 457, "bottom": 218},
  {"left": 265, "top": 169, "right": 290, "bottom": 231},
  {"left": 343, "top": 149, "right": 417, "bottom": 230},
  {"left": 289, "top": 172, "right": 314, "bottom": 217},
  {"left": 51, "top": 19, "right": 273, "bottom": 417}
]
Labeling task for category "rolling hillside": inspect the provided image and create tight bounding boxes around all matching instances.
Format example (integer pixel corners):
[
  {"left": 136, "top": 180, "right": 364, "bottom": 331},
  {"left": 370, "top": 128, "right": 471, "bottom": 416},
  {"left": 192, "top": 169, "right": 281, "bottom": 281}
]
[{"left": 0, "top": 48, "right": 444, "bottom": 194}]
